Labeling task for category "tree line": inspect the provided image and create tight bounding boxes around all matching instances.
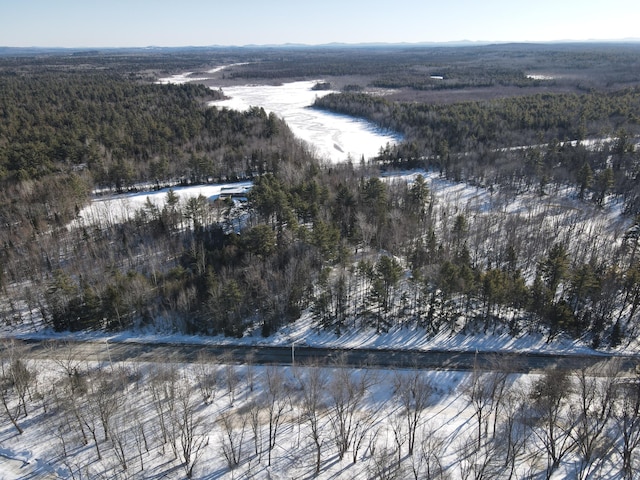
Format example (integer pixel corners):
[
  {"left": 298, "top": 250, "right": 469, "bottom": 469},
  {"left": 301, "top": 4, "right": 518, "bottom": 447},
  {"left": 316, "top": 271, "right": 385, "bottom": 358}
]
[
  {"left": 315, "top": 88, "right": 640, "bottom": 215},
  {"left": 223, "top": 43, "right": 640, "bottom": 92},
  {"left": 3, "top": 163, "right": 637, "bottom": 349},
  {"left": 0, "top": 70, "right": 296, "bottom": 187}
]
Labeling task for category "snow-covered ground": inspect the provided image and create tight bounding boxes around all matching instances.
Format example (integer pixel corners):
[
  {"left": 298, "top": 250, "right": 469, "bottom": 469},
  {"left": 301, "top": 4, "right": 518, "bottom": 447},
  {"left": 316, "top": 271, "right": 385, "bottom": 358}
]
[
  {"left": 155, "top": 63, "right": 250, "bottom": 85},
  {"left": 74, "top": 181, "right": 251, "bottom": 228},
  {"left": 1, "top": 307, "right": 596, "bottom": 357},
  {"left": 0, "top": 356, "right": 522, "bottom": 480},
  {"left": 155, "top": 71, "right": 212, "bottom": 85},
  {"left": 0, "top": 347, "right": 630, "bottom": 480}
]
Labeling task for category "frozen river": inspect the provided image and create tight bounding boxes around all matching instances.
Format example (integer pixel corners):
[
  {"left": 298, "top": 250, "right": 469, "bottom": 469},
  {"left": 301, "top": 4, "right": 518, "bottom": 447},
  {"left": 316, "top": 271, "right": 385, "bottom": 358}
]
[{"left": 160, "top": 70, "right": 401, "bottom": 163}]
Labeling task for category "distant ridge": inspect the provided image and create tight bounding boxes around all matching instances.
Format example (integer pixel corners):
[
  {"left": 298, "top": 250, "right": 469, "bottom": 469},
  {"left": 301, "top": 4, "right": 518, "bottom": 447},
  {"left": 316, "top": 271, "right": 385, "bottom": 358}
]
[{"left": 1, "top": 39, "right": 639, "bottom": 57}]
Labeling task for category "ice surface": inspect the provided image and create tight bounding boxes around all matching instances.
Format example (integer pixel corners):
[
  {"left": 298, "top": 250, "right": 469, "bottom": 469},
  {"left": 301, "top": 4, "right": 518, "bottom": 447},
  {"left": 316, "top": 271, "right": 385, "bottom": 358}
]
[
  {"left": 211, "top": 80, "right": 401, "bottom": 164},
  {"left": 212, "top": 81, "right": 400, "bottom": 163},
  {"left": 158, "top": 65, "right": 401, "bottom": 164},
  {"left": 155, "top": 72, "right": 210, "bottom": 85}
]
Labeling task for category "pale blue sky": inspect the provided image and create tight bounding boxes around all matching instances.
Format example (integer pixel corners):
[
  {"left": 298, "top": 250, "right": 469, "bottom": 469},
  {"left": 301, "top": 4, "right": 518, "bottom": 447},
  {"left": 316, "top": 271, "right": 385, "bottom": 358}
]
[{"left": 1, "top": 0, "right": 638, "bottom": 48}]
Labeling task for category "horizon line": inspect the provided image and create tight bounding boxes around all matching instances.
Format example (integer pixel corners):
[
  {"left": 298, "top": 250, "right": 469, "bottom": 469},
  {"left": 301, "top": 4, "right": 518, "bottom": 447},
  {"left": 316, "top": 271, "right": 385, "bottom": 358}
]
[{"left": 2, "top": 38, "right": 640, "bottom": 51}]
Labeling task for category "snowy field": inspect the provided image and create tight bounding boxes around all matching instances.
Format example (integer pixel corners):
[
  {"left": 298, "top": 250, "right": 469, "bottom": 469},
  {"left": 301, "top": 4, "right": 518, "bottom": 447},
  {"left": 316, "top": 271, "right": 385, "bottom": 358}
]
[{"left": 74, "top": 181, "right": 252, "bottom": 229}]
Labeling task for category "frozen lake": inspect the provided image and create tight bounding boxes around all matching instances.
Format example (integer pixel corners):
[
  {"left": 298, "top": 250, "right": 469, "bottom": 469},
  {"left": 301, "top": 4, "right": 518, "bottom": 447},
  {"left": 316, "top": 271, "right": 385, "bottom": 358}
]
[
  {"left": 159, "top": 70, "right": 401, "bottom": 163},
  {"left": 210, "top": 80, "right": 401, "bottom": 163}
]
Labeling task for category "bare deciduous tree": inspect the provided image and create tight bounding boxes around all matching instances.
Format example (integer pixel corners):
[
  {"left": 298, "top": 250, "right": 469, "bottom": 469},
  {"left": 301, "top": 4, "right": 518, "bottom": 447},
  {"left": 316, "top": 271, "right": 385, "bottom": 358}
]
[
  {"left": 493, "top": 385, "right": 530, "bottom": 480},
  {"left": 463, "top": 357, "right": 509, "bottom": 449},
  {"left": 571, "top": 363, "right": 618, "bottom": 480},
  {"left": 221, "top": 353, "right": 239, "bottom": 406},
  {"left": 194, "top": 350, "right": 218, "bottom": 405},
  {"left": 51, "top": 418, "right": 85, "bottom": 480},
  {"left": 53, "top": 379, "right": 88, "bottom": 447},
  {"left": 91, "top": 371, "right": 125, "bottom": 442},
  {"left": 0, "top": 341, "right": 34, "bottom": 434},
  {"left": 131, "top": 409, "right": 150, "bottom": 473},
  {"left": 295, "top": 364, "right": 328, "bottom": 474},
  {"left": 219, "top": 409, "right": 247, "bottom": 469},
  {"left": 613, "top": 373, "right": 640, "bottom": 479},
  {"left": 247, "top": 399, "right": 264, "bottom": 461},
  {"left": 47, "top": 340, "right": 84, "bottom": 394},
  {"left": 389, "top": 412, "right": 406, "bottom": 469},
  {"left": 147, "top": 364, "right": 178, "bottom": 456},
  {"left": 368, "top": 432, "right": 406, "bottom": 480},
  {"left": 457, "top": 434, "right": 500, "bottom": 480},
  {"left": 393, "top": 369, "right": 433, "bottom": 455},
  {"left": 263, "top": 365, "right": 289, "bottom": 467},
  {"left": 110, "top": 414, "right": 131, "bottom": 473},
  {"left": 174, "top": 378, "right": 209, "bottom": 478},
  {"left": 77, "top": 392, "right": 104, "bottom": 461},
  {"left": 352, "top": 394, "right": 380, "bottom": 464},
  {"left": 528, "top": 368, "right": 576, "bottom": 479},
  {"left": 328, "top": 359, "right": 374, "bottom": 461},
  {"left": 410, "top": 423, "right": 449, "bottom": 480}
]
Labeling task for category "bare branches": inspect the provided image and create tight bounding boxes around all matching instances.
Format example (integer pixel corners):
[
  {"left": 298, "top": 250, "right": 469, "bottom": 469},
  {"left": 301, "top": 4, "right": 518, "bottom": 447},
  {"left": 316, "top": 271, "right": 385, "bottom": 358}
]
[
  {"left": 175, "top": 378, "right": 209, "bottom": 478},
  {"left": 0, "top": 347, "right": 638, "bottom": 479},
  {"left": 262, "top": 365, "right": 289, "bottom": 467},
  {"left": 528, "top": 368, "right": 576, "bottom": 478},
  {"left": 194, "top": 350, "right": 218, "bottom": 405},
  {"left": 218, "top": 409, "right": 247, "bottom": 469},
  {"left": 294, "top": 364, "right": 329, "bottom": 474},
  {"left": 393, "top": 369, "right": 434, "bottom": 456},
  {"left": 328, "top": 362, "right": 376, "bottom": 461},
  {"left": 0, "top": 340, "right": 34, "bottom": 435}
]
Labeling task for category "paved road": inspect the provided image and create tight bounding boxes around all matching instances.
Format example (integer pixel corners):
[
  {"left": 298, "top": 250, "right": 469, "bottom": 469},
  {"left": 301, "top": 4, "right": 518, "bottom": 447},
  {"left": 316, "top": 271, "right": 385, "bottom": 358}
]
[{"left": 7, "top": 338, "right": 640, "bottom": 373}]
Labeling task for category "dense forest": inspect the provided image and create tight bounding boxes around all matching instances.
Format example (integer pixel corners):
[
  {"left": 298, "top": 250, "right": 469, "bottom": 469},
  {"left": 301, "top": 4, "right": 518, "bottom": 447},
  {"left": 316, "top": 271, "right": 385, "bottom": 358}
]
[
  {"left": 314, "top": 88, "right": 640, "bottom": 214},
  {"left": 0, "top": 58, "right": 319, "bottom": 336},
  {"left": 221, "top": 43, "right": 640, "bottom": 91},
  {"left": 1, "top": 46, "right": 640, "bottom": 350}
]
